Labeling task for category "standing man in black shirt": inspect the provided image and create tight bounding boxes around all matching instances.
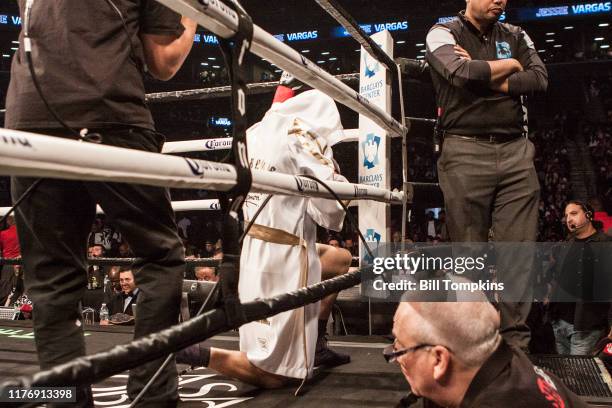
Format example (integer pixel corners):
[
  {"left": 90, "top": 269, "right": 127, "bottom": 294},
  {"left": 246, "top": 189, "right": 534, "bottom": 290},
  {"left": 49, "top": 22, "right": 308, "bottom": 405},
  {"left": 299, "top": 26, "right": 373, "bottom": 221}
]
[
  {"left": 5, "top": 1, "right": 197, "bottom": 406},
  {"left": 426, "top": 0, "right": 548, "bottom": 351},
  {"left": 549, "top": 201, "right": 612, "bottom": 355}
]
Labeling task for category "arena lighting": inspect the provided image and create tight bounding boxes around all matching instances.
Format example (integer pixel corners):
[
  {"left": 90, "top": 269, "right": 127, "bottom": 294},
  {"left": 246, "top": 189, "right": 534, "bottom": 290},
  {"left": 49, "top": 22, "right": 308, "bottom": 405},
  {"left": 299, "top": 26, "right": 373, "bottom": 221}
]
[
  {"left": 595, "top": 37, "right": 605, "bottom": 41},
  {"left": 321, "top": 51, "right": 330, "bottom": 55},
  {"left": 212, "top": 65, "right": 220, "bottom": 68},
  {"left": 301, "top": 49, "right": 310, "bottom": 53},
  {"left": 564, "top": 26, "right": 574, "bottom": 29},
  {"left": 601, "top": 44, "right": 610, "bottom": 48},
  {"left": 200, "top": 62, "right": 209, "bottom": 66},
  {"left": 546, "top": 32, "right": 555, "bottom": 35},
  {"left": 415, "top": 43, "right": 424, "bottom": 46},
  {"left": 397, "top": 40, "right": 406, "bottom": 44},
  {"left": 546, "top": 39, "right": 555, "bottom": 43},
  {"left": 207, "top": 57, "right": 216, "bottom": 60},
  {"left": 600, "top": 23, "right": 610, "bottom": 27},
  {"left": 554, "top": 44, "right": 563, "bottom": 48},
  {"left": 329, "top": 57, "right": 338, "bottom": 60},
  {"left": 317, "top": 60, "right": 325, "bottom": 63}
]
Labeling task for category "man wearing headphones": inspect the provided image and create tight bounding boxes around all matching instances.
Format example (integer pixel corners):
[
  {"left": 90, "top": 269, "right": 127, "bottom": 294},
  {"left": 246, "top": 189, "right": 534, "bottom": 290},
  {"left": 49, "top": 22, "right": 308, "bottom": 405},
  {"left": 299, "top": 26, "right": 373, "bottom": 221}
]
[{"left": 548, "top": 200, "right": 612, "bottom": 355}]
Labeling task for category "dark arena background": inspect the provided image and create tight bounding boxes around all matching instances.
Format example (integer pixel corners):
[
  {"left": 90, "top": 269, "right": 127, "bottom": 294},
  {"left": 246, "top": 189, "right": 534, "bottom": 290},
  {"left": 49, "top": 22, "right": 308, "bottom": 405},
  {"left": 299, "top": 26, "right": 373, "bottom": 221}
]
[{"left": 0, "top": 0, "right": 611, "bottom": 407}]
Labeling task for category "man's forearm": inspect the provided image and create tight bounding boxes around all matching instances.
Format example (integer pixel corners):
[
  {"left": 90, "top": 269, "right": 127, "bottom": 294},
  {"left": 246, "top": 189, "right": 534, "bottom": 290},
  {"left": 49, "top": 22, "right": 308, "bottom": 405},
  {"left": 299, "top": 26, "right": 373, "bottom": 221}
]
[
  {"left": 491, "top": 78, "right": 510, "bottom": 94},
  {"left": 487, "top": 59, "right": 523, "bottom": 83},
  {"left": 141, "top": 16, "right": 198, "bottom": 81}
]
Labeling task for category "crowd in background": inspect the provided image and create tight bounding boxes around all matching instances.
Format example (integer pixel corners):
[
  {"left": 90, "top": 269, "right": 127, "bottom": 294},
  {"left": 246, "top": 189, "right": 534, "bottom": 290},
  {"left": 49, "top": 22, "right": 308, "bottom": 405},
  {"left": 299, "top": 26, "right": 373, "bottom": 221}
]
[
  {"left": 533, "top": 117, "right": 573, "bottom": 242},
  {"left": 586, "top": 74, "right": 612, "bottom": 211}
]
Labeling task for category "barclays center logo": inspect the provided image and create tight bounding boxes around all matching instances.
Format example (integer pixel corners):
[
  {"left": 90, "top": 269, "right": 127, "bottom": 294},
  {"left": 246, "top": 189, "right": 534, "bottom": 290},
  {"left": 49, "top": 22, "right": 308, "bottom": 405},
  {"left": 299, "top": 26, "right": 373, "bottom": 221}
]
[
  {"left": 361, "top": 133, "right": 381, "bottom": 169},
  {"left": 365, "top": 228, "right": 382, "bottom": 243},
  {"left": 363, "top": 52, "right": 380, "bottom": 78}
]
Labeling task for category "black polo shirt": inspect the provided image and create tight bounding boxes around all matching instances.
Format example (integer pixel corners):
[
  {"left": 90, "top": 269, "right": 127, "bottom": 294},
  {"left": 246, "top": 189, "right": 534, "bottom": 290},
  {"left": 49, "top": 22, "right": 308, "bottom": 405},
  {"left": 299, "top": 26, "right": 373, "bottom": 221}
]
[
  {"left": 5, "top": 0, "right": 184, "bottom": 131},
  {"left": 460, "top": 340, "right": 589, "bottom": 407},
  {"left": 426, "top": 12, "right": 548, "bottom": 136},
  {"left": 403, "top": 340, "right": 589, "bottom": 408}
]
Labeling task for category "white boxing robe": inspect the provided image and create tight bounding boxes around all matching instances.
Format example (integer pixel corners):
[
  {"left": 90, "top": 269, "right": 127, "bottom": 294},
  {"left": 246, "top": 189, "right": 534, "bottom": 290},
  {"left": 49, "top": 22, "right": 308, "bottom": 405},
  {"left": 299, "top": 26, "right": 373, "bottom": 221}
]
[{"left": 239, "top": 90, "right": 346, "bottom": 379}]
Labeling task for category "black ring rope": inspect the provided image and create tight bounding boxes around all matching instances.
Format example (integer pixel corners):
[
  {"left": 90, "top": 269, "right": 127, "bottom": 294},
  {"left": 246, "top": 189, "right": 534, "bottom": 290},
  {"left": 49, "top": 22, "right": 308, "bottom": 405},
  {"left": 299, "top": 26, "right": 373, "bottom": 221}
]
[{"left": 0, "top": 268, "right": 361, "bottom": 394}]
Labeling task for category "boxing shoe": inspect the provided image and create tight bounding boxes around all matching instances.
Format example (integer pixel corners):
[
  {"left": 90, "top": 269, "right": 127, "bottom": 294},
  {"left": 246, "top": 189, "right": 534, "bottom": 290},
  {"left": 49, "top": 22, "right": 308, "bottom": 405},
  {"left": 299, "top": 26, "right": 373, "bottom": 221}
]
[{"left": 314, "top": 334, "right": 350, "bottom": 368}]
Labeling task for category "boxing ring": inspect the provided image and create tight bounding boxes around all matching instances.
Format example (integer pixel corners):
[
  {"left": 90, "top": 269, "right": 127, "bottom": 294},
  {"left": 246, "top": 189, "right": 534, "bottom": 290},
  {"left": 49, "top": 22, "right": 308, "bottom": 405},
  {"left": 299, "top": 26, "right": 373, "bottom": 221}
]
[
  {"left": 0, "top": 0, "right": 409, "bottom": 402},
  {"left": 0, "top": 0, "right": 610, "bottom": 407}
]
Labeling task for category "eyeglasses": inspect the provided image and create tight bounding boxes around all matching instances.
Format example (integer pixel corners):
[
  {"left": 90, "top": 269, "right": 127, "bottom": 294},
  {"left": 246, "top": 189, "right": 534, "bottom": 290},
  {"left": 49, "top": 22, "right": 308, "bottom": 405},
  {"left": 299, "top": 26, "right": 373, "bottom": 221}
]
[{"left": 383, "top": 342, "right": 434, "bottom": 363}]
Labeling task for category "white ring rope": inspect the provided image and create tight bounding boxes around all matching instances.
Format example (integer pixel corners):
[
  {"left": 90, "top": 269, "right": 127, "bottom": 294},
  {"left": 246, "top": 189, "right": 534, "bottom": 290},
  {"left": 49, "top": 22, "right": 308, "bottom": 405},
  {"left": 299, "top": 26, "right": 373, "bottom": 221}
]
[
  {"left": 0, "top": 128, "right": 404, "bottom": 203},
  {"left": 162, "top": 129, "right": 360, "bottom": 154},
  {"left": 0, "top": 199, "right": 363, "bottom": 217},
  {"left": 153, "top": 0, "right": 408, "bottom": 138},
  {"left": 0, "top": 200, "right": 221, "bottom": 216}
]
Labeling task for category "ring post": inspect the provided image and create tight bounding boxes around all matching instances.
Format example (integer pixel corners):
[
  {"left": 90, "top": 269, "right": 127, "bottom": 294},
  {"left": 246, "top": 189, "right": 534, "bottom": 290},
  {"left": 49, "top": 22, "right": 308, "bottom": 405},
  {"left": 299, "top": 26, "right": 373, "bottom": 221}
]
[{"left": 358, "top": 30, "right": 393, "bottom": 334}]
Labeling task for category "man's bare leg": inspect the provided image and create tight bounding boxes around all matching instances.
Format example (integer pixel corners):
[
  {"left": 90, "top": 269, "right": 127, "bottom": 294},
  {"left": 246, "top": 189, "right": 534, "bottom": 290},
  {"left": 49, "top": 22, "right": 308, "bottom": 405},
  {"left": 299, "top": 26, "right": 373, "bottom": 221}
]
[
  {"left": 209, "top": 348, "right": 288, "bottom": 388},
  {"left": 315, "top": 244, "right": 352, "bottom": 366},
  {"left": 318, "top": 243, "right": 352, "bottom": 320},
  {"left": 177, "top": 345, "right": 289, "bottom": 389}
]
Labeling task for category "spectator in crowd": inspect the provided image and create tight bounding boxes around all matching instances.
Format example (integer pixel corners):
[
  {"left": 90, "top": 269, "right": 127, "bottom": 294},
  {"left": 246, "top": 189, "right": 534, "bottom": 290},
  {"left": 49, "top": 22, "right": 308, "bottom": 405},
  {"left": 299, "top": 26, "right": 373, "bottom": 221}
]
[
  {"left": 90, "top": 244, "right": 105, "bottom": 258},
  {"left": 108, "top": 268, "right": 139, "bottom": 318},
  {"left": 194, "top": 266, "right": 218, "bottom": 282},
  {"left": 103, "top": 266, "right": 122, "bottom": 306},
  {"left": 2, "top": 266, "right": 24, "bottom": 308},
  {"left": 589, "top": 196, "right": 612, "bottom": 235},
  {"left": 424, "top": 211, "right": 437, "bottom": 240},
  {"left": 391, "top": 297, "right": 588, "bottom": 407},
  {"left": 87, "top": 217, "right": 104, "bottom": 248},
  {"left": 547, "top": 201, "right": 612, "bottom": 355},
  {"left": 0, "top": 215, "right": 21, "bottom": 304},
  {"left": 344, "top": 237, "right": 357, "bottom": 257},
  {"left": 532, "top": 122, "right": 573, "bottom": 242},
  {"left": 177, "top": 215, "right": 191, "bottom": 240},
  {"left": 87, "top": 244, "right": 105, "bottom": 290},
  {"left": 118, "top": 241, "right": 133, "bottom": 258},
  {"left": 201, "top": 240, "right": 216, "bottom": 258},
  {"left": 213, "top": 241, "right": 223, "bottom": 259},
  {"left": 327, "top": 237, "right": 341, "bottom": 248}
]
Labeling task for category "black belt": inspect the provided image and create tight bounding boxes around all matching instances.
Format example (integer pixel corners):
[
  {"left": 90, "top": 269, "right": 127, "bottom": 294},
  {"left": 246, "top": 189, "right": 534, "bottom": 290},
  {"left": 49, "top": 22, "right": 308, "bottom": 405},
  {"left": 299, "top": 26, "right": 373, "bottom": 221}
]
[{"left": 444, "top": 133, "right": 523, "bottom": 144}]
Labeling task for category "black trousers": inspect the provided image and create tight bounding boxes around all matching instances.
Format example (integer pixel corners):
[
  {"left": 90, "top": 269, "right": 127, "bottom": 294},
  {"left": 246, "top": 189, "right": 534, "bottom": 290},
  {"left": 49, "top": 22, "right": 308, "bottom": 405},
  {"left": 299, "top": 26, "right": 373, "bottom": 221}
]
[
  {"left": 0, "top": 265, "right": 17, "bottom": 305},
  {"left": 437, "top": 136, "right": 540, "bottom": 351},
  {"left": 11, "top": 127, "right": 185, "bottom": 407}
]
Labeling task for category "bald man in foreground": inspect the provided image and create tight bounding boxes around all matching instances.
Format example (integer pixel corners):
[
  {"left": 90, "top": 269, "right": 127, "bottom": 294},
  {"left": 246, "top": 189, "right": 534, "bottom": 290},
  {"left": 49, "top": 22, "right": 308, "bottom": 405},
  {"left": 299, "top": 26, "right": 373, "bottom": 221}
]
[{"left": 390, "top": 293, "right": 588, "bottom": 407}]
